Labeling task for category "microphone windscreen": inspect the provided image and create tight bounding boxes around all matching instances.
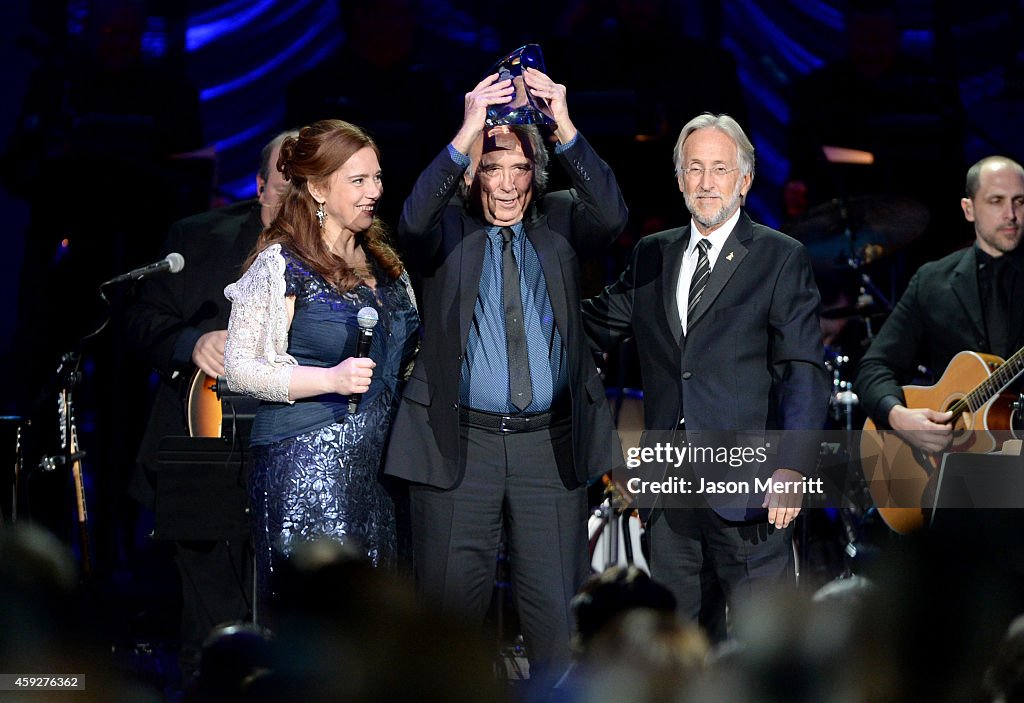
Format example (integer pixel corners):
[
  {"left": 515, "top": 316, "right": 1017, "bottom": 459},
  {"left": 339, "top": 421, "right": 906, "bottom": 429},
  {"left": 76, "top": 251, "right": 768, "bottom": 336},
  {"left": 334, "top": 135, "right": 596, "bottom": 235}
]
[
  {"left": 166, "top": 252, "right": 185, "bottom": 273},
  {"left": 356, "top": 306, "right": 379, "bottom": 329}
]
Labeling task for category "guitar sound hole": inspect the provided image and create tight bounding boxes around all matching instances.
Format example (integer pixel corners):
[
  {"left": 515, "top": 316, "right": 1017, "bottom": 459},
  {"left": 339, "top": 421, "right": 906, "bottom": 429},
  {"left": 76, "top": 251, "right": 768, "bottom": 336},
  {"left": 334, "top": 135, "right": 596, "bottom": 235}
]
[{"left": 952, "top": 410, "right": 967, "bottom": 433}]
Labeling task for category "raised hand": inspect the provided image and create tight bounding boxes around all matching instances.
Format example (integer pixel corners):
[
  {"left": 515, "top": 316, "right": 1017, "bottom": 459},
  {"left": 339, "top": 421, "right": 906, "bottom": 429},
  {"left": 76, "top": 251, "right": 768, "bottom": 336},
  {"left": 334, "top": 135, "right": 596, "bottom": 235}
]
[
  {"left": 522, "top": 67, "right": 576, "bottom": 143},
  {"left": 451, "top": 73, "right": 514, "bottom": 155}
]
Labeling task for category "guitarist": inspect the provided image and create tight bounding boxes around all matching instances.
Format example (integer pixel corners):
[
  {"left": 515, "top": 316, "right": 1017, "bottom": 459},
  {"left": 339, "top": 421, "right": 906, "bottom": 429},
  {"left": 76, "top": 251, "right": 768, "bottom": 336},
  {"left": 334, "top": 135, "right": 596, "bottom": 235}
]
[
  {"left": 855, "top": 155, "right": 1024, "bottom": 454},
  {"left": 125, "top": 131, "right": 295, "bottom": 680}
]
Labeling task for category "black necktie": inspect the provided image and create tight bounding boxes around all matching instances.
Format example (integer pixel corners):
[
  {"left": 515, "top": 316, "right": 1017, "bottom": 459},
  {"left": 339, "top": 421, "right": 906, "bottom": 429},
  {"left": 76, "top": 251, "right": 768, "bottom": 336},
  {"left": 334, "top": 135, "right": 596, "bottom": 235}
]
[
  {"left": 501, "top": 227, "right": 532, "bottom": 411},
  {"left": 687, "top": 238, "right": 712, "bottom": 328},
  {"left": 987, "top": 256, "right": 1010, "bottom": 357}
]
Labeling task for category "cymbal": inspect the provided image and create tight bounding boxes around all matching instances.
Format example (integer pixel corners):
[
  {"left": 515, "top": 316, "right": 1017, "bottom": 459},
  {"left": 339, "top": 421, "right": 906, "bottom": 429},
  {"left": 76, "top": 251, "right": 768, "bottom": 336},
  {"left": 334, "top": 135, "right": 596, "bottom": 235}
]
[{"left": 785, "top": 195, "right": 929, "bottom": 267}]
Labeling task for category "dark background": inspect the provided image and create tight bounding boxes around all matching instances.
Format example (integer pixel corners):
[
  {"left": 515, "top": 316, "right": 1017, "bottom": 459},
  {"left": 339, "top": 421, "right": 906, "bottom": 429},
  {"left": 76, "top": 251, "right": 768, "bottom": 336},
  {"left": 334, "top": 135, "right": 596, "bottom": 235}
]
[{"left": 0, "top": 0, "right": 1020, "bottom": 665}]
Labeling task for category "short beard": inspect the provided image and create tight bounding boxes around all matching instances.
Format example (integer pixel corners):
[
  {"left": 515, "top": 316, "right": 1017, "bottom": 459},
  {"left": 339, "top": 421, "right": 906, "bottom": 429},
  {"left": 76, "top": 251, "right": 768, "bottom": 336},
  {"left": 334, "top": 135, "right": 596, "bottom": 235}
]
[{"left": 685, "top": 180, "right": 744, "bottom": 229}]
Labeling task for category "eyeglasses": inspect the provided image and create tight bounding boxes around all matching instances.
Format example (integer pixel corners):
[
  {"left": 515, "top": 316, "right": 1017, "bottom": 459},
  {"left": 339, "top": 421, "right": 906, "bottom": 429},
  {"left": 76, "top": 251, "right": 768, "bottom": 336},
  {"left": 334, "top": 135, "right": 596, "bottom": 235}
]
[{"left": 683, "top": 165, "right": 740, "bottom": 180}]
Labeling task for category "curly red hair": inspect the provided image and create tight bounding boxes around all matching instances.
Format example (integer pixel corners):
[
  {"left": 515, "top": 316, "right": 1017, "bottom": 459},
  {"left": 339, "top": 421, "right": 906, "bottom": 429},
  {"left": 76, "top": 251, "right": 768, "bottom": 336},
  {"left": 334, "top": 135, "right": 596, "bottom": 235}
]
[{"left": 246, "top": 119, "right": 404, "bottom": 291}]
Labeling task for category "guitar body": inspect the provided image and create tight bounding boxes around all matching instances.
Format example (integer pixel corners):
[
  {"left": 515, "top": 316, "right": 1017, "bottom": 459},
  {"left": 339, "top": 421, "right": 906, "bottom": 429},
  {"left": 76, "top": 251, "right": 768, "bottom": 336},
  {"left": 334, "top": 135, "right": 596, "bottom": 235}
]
[
  {"left": 860, "top": 351, "right": 1008, "bottom": 534},
  {"left": 186, "top": 370, "right": 222, "bottom": 438}
]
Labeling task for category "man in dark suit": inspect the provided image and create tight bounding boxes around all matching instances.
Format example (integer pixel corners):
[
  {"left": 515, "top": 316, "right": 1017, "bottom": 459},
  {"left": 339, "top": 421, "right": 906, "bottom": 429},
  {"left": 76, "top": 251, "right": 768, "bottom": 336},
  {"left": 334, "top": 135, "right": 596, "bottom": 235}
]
[
  {"left": 854, "top": 155, "right": 1024, "bottom": 591},
  {"left": 856, "top": 155, "right": 1024, "bottom": 451},
  {"left": 384, "top": 68, "right": 626, "bottom": 680},
  {"left": 583, "top": 113, "right": 830, "bottom": 636},
  {"left": 126, "top": 130, "right": 295, "bottom": 677}
]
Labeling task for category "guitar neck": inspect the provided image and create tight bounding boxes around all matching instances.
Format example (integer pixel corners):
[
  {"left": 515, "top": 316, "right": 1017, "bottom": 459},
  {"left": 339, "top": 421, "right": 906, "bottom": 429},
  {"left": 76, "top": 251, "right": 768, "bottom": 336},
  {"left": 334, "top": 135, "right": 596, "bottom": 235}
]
[{"left": 953, "top": 346, "right": 1024, "bottom": 415}]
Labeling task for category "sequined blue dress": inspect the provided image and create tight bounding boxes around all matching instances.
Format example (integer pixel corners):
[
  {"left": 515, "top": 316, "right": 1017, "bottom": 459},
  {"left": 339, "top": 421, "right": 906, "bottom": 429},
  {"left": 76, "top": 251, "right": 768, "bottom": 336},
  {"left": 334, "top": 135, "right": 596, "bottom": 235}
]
[{"left": 246, "top": 248, "right": 418, "bottom": 608}]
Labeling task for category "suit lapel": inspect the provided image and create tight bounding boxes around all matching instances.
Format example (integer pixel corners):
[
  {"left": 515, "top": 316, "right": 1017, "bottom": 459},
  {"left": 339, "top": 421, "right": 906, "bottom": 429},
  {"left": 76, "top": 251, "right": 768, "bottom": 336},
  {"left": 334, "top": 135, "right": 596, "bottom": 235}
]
[
  {"left": 525, "top": 214, "right": 570, "bottom": 338},
  {"left": 458, "top": 224, "right": 488, "bottom": 351},
  {"left": 686, "top": 216, "right": 751, "bottom": 333},
  {"left": 661, "top": 228, "right": 689, "bottom": 344},
  {"left": 950, "top": 248, "right": 987, "bottom": 345}
]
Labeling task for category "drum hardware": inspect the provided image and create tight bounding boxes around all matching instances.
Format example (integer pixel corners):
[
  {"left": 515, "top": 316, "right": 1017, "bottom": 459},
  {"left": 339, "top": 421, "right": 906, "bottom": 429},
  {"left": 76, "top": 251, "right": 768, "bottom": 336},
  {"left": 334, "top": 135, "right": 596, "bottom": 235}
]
[
  {"left": 785, "top": 194, "right": 928, "bottom": 270},
  {"left": 820, "top": 348, "right": 878, "bottom": 578},
  {"left": 795, "top": 192, "right": 930, "bottom": 569},
  {"left": 825, "top": 353, "right": 860, "bottom": 431},
  {"left": 588, "top": 475, "right": 648, "bottom": 575},
  {"left": 855, "top": 272, "right": 894, "bottom": 344},
  {"left": 791, "top": 193, "right": 912, "bottom": 346}
]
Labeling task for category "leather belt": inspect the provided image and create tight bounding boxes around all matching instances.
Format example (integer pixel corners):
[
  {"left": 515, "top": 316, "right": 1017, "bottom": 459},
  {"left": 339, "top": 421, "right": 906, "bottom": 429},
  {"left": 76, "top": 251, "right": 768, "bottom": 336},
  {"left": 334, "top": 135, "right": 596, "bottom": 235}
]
[{"left": 460, "top": 407, "right": 555, "bottom": 433}]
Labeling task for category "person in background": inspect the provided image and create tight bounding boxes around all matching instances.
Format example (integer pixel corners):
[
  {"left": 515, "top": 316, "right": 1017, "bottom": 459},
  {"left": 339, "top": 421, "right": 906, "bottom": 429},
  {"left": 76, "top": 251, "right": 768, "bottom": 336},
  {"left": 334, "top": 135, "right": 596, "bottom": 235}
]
[
  {"left": 854, "top": 155, "right": 1024, "bottom": 452},
  {"left": 126, "top": 130, "right": 296, "bottom": 679}
]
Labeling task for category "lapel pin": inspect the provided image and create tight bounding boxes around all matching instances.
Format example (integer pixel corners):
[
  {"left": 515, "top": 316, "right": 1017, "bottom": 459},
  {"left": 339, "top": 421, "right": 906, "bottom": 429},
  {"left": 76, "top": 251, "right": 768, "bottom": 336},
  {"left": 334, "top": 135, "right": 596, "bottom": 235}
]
[{"left": 726, "top": 251, "right": 735, "bottom": 261}]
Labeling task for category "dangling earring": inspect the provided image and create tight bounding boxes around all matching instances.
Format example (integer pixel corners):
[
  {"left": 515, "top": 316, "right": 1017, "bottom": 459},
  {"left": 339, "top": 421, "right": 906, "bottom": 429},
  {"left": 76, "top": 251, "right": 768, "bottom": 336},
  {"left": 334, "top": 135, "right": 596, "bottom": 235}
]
[{"left": 315, "top": 201, "right": 326, "bottom": 228}]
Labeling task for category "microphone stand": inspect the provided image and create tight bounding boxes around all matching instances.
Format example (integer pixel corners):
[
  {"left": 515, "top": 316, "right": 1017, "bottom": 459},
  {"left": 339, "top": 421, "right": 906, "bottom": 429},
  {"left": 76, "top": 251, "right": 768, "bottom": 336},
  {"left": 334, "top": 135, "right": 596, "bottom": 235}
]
[
  {"left": 45, "top": 285, "right": 115, "bottom": 582},
  {"left": 55, "top": 351, "right": 91, "bottom": 581}
]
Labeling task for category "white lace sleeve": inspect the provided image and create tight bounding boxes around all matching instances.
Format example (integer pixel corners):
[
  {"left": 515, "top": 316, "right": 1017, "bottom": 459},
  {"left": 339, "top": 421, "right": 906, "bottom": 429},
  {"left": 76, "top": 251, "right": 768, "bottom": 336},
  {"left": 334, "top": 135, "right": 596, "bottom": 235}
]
[
  {"left": 223, "top": 244, "right": 296, "bottom": 403},
  {"left": 400, "top": 269, "right": 418, "bottom": 312}
]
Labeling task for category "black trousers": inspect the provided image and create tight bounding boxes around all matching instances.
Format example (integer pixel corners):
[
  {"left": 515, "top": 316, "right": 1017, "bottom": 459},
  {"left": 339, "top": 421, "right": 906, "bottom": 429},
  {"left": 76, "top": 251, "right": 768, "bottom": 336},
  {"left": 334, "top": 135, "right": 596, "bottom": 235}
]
[
  {"left": 649, "top": 504, "right": 793, "bottom": 642},
  {"left": 408, "top": 419, "right": 587, "bottom": 680}
]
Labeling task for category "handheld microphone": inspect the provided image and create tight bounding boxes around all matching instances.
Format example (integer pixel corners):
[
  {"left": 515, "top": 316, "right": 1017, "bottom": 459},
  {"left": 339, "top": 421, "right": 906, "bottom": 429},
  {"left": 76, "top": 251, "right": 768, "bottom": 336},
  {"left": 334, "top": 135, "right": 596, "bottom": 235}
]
[
  {"left": 102, "top": 253, "right": 185, "bottom": 286},
  {"left": 348, "top": 307, "right": 379, "bottom": 414}
]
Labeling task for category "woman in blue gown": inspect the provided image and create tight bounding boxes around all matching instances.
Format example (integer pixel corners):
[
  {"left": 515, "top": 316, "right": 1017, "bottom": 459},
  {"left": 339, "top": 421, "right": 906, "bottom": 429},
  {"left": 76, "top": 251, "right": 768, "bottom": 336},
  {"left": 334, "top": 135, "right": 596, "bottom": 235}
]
[{"left": 224, "top": 120, "right": 418, "bottom": 618}]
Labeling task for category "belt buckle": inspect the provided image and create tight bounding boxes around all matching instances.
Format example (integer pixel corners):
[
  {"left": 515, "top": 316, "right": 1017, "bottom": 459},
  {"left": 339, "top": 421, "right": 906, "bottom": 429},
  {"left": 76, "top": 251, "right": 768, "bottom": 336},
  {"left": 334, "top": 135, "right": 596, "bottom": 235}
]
[{"left": 498, "top": 415, "right": 518, "bottom": 433}]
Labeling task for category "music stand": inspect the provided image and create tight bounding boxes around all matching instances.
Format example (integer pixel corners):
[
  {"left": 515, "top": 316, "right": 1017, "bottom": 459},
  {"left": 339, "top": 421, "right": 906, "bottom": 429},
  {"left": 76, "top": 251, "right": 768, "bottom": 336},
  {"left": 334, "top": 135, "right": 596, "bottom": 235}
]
[
  {"left": 929, "top": 452, "right": 1024, "bottom": 558},
  {"left": 931, "top": 452, "right": 1024, "bottom": 515},
  {"left": 154, "top": 436, "right": 250, "bottom": 541},
  {"left": 929, "top": 450, "right": 1024, "bottom": 577}
]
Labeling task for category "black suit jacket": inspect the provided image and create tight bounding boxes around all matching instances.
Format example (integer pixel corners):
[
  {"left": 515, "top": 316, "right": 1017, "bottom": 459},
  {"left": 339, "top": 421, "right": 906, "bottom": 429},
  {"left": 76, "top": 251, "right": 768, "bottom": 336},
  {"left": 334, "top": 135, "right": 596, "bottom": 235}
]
[
  {"left": 855, "top": 245, "right": 1024, "bottom": 426},
  {"left": 583, "top": 212, "right": 830, "bottom": 519},
  {"left": 125, "top": 200, "right": 263, "bottom": 507},
  {"left": 384, "top": 135, "right": 627, "bottom": 489}
]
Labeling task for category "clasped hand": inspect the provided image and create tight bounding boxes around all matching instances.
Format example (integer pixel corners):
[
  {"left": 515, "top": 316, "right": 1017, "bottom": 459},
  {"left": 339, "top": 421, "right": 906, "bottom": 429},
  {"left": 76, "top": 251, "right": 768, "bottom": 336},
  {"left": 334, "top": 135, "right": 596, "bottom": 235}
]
[{"left": 331, "top": 356, "right": 375, "bottom": 396}]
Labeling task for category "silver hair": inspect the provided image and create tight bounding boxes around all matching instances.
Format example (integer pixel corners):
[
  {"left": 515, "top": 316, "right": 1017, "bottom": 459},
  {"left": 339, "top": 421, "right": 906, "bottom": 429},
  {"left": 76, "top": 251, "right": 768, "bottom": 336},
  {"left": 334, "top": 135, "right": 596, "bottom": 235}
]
[{"left": 672, "top": 113, "right": 755, "bottom": 181}]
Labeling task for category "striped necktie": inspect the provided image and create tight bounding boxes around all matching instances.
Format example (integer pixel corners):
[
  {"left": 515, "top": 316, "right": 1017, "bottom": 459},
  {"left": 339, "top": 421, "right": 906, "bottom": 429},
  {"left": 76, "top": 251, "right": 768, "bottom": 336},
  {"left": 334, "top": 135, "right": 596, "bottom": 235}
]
[{"left": 687, "top": 238, "right": 712, "bottom": 324}]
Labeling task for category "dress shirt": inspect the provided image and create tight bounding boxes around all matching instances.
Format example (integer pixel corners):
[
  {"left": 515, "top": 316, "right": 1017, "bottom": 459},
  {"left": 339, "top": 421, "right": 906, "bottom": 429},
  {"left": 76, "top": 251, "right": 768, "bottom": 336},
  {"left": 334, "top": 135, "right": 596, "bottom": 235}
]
[{"left": 676, "top": 208, "right": 741, "bottom": 334}]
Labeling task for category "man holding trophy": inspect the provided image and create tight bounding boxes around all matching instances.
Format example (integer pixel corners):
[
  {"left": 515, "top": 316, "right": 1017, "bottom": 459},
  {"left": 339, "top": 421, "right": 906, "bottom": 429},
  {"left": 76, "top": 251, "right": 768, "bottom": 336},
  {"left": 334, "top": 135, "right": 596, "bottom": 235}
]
[{"left": 385, "top": 47, "right": 626, "bottom": 681}]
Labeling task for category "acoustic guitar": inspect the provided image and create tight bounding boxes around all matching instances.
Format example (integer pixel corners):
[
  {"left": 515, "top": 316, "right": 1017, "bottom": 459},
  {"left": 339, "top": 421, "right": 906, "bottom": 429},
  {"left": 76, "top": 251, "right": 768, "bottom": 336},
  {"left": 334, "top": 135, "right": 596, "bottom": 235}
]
[
  {"left": 185, "top": 369, "right": 223, "bottom": 438},
  {"left": 860, "top": 346, "right": 1024, "bottom": 534}
]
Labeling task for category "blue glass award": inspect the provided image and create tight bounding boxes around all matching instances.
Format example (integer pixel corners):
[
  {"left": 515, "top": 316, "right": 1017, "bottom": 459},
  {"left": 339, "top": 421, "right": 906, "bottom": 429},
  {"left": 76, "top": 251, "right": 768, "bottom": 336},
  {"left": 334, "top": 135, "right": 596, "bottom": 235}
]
[{"left": 485, "top": 44, "right": 555, "bottom": 126}]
